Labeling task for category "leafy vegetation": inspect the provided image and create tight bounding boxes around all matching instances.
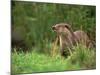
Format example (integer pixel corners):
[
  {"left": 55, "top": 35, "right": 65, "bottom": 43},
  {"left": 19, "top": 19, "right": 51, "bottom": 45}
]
[
  {"left": 11, "top": 44, "right": 96, "bottom": 74},
  {"left": 12, "top": 1, "right": 96, "bottom": 51},
  {"left": 11, "top": 1, "right": 96, "bottom": 74}
]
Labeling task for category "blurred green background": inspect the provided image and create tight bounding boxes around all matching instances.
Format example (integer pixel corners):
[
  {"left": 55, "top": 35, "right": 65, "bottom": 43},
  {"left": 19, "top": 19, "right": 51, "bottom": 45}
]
[{"left": 12, "top": 1, "right": 96, "bottom": 52}]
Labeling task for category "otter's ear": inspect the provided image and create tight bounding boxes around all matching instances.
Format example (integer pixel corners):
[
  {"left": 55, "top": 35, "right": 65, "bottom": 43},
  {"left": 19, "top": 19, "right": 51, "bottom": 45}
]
[{"left": 64, "top": 24, "right": 71, "bottom": 30}]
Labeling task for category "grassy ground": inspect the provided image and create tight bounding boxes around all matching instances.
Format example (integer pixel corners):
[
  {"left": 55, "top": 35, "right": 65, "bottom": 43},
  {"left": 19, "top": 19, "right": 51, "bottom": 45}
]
[
  {"left": 11, "top": 45, "right": 96, "bottom": 74},
  {"left": 11, "top": 51, "right": 80, "bottom": 74}
]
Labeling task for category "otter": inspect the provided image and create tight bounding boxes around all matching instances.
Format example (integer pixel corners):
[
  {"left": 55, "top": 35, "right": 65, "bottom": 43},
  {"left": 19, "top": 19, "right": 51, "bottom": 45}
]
[{"left": 52, "top": 23, "right": 92, "bottom": 57}]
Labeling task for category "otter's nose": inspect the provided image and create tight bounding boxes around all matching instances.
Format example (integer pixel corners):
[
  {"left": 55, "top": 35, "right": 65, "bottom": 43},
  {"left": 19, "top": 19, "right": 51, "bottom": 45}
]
[{"left": 52, "top": 26, "right": 56, "bottom": 30}]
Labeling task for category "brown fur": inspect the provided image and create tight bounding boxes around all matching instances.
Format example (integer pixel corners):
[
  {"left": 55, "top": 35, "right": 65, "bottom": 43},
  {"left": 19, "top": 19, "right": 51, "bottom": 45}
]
[{"left": 52, "top": 23, "right": 92, "bottom": 57}]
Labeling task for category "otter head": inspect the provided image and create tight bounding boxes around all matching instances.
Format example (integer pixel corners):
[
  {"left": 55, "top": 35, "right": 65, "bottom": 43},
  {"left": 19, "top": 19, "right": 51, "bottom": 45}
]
[{"left": 52, "top": 23, "right": 71, "bottom": 35}]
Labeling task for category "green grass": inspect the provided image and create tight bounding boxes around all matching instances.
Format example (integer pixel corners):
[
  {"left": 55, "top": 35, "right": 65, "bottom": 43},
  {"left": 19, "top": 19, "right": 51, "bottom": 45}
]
[
  {"left": 11, "top": 51, "right": 80, "bottom": 74},
  {"left": 11, "top": 45, "right": 96, "bottom": 74},
  {"left": 67, "top": 44, "right": 96, "bottom": 69}
]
